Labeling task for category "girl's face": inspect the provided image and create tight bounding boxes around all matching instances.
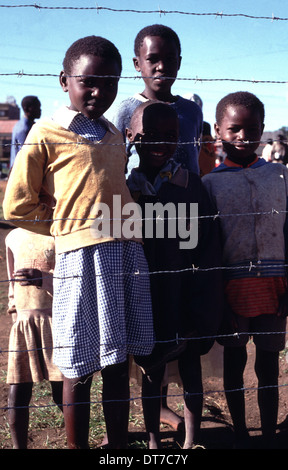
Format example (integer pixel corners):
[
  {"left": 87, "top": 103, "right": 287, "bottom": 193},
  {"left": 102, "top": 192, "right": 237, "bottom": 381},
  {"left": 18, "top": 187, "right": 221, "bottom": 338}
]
[
  {"left": 127, "top": 106, "right": 178, "bottom": 172},
  {"left": 60, "top": 54, "right": 120, "bottom": 120},
  {"left": 133, "top": 36, "right": 181, "bottom": 101},
  {"left": 215, "top": 105, "right": 264, "bottom": 164}
]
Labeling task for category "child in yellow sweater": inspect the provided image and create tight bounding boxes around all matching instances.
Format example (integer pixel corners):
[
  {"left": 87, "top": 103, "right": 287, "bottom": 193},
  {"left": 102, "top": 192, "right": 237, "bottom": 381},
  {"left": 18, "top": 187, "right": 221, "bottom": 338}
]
[{"left": 4, "top": 36, "right": 154, "bottom": 449}]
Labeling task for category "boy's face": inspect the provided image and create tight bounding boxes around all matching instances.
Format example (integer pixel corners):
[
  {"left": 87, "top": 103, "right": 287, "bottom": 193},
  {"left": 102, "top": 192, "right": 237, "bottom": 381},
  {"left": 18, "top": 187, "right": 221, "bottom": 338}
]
[
  {"left": 215, "top": 105, "right": 264, "bottom": 164},
  {"left": 127, "top": 106, "right": 178, "bottom": 171},
  {"left": 26, "top": 100, "right": 41, "bottom": 120},
  {"left": 133, "top": 36, "right": 181, "bottom": 100},
  {"left": 60, "top": 54, "right": 120, "bottom": 120}
]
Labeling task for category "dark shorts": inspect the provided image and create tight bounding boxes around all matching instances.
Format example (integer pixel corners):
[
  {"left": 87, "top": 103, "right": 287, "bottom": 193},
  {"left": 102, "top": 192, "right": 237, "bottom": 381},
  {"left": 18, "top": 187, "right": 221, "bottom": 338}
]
[{"left": 217, "top": 314, "right": 287, "bottom": 352}]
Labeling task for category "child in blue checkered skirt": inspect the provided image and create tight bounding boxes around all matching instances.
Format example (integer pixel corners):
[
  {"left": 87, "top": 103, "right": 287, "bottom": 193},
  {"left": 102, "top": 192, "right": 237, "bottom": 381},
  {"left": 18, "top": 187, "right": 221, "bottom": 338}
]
[{"left": 3, "top": 36, "right": 154, "bottom": 449}]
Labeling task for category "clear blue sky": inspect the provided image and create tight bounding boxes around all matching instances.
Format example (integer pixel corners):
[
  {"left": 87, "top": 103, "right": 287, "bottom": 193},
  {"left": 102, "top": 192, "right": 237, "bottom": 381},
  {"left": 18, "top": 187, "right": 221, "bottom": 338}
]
[{"left": 1, "top": 0, "right": 288, "bottom": 132}]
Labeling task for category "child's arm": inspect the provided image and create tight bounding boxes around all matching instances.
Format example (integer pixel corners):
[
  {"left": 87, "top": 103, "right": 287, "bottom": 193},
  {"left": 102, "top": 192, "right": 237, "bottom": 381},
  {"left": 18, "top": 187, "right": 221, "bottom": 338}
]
[
  {"left": 3, "top": 128, "right": 54, "bottom": 236},
  {"left": 5, "top": 239, "right": 17, "bottom": 321}
]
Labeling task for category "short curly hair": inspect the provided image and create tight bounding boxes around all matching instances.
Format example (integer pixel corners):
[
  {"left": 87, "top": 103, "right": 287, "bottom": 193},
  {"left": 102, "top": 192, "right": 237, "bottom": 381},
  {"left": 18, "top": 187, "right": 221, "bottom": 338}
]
[
  {"left": 134, "top": 24, "right": 181, "bottom": 56},
  {"left": 63, "top": 35, "right": 122, "bottom": 75},
  {"left": 216, "top": 91, "right": 265, "bottom": 125},
  {"left": 130, "top": 100, "right": 178, "bottom": 130},
  {"left": 21, "top": 95, "right": 40, "bottom": 112}
]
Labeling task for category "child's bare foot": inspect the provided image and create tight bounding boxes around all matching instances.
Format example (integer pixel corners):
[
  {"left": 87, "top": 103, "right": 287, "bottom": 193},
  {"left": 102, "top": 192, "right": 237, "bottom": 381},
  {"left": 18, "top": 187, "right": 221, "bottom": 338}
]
[
  {"left": 100, "top": 433, "right": 108, "bottom": 447},
  {"left": 148, "top": 433, "right": 161, "bottom": 449},
  {"left": 160, "top": 406, "right": 184, "bottom": 431}
]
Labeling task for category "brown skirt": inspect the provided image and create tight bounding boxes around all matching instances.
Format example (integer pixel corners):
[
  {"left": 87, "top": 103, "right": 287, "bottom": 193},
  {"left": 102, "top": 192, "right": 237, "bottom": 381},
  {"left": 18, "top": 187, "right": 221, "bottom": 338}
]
[{"left": 7, "top": 309, "right": 63, "bottom": 384}]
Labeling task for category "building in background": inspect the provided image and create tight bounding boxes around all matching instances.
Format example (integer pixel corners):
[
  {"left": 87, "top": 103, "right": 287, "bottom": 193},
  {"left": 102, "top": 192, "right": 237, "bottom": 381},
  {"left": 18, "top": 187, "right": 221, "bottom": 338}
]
[{"left": 0, "top": 97, "right": 20, "bottom": 174}]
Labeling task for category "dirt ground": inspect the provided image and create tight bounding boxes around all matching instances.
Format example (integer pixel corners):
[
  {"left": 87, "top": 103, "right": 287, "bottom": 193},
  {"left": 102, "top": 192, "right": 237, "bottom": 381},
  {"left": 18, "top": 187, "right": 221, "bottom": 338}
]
[{"left": 0, "top": 178, "right": 288, "bottom": 450}]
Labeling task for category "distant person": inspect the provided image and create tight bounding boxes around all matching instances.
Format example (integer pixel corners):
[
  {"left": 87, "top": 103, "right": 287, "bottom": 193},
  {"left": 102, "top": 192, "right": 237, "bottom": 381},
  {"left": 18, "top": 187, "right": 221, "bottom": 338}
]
[
  {"left": 198, "top": 121, "right": 216, "bottom": 177},
  {"left": 184, "top": 94, "right": 216, "bottom": 177},
  {"left": 5, "top": 228, "right": 63, "bottom": 449},
  {"left": 262, "top": 138, "right": 273, "bottom": 162},
  {"left": 271, "top": 134, "right": 288, "bottom": 166},
  {"left": 10, "top": 95, "right": 41, "bottom": 168},
  {"left": 203, "top": 91, "right": 288, "bottom": 449},
  {"left": 112, "top": 24, "right": 202, "bottom": 175}
]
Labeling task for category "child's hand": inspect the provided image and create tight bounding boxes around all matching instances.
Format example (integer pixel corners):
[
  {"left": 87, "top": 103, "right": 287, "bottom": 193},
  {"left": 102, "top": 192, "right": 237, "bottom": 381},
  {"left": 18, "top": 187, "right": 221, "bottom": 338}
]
[
  {"left": 277, "top": 290, "right": 288, "bottom": 317},
  {"left": 14, "top": 268, "right": 43, "bottom": 287}
]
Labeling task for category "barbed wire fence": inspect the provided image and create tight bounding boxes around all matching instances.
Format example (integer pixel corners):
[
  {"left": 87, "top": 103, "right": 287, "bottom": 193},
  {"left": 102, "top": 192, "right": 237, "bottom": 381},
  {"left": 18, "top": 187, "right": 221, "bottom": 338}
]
[
  {"left": 0, "top": 4, "right": 287, "bottom": 21},
  {"left": 0, "top": 4, "right": 288, "bottom": 444}
]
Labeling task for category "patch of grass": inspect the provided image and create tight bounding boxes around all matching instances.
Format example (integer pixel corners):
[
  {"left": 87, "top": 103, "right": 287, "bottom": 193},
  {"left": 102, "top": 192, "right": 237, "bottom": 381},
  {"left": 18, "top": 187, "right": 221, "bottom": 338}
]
[
  {"left": 128, "top": 439, "right": 147, "bottom": 449},
  {"left": 0, "top": 285, "right": 8, "bottom": 317},
  {"left": 88, "top": 375, "right": 106, "bottom": 447},
  {"left": 0, "top": 416, "right": 10, "bottom": 448},
  {"left": 0, "top": 371, "right": 10, "bottom": 448},
  {"left": 29, "top": 381, "right": 64, "bottom": 430},
  {"left": 0, "top": 369, "right": 7, "bottom": 383}
]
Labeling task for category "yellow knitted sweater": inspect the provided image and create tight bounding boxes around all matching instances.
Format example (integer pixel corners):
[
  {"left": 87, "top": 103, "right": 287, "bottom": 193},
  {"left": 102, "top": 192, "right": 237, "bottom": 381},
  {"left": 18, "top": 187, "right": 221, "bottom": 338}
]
[{"left": 3, "top": 117, "right": 141, "bottom": 253}]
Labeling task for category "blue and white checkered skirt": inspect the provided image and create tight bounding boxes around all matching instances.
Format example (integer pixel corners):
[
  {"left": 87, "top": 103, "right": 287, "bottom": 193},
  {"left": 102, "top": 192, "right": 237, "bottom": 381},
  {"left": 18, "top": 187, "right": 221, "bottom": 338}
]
[{"left": 52, "top": 241, "right": 154, "bottom": 378}]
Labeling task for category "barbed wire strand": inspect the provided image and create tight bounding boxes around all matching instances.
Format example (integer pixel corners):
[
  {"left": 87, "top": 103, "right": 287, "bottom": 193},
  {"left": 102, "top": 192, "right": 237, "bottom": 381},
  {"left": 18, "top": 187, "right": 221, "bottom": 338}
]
[
  {"left": 0, "top": 72, "right": 287, "bottom": 85},
  {"left": 1, "top": 328, "right": 287, "bottom": 356},
  {"left": 1, "top": 138, "right": 287, "bottom": 150},
  {"left": 0, "top": 5, "right": 287, "bottom": 22},
  {"left": 0, "top": 261, "right": 288, "bottom": 284},
  {"left": 1, "top": 381, "right": 288, "bottom": 413},
  {"left": 1, "top": 205, "right": 288, "bottom": 226}
]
